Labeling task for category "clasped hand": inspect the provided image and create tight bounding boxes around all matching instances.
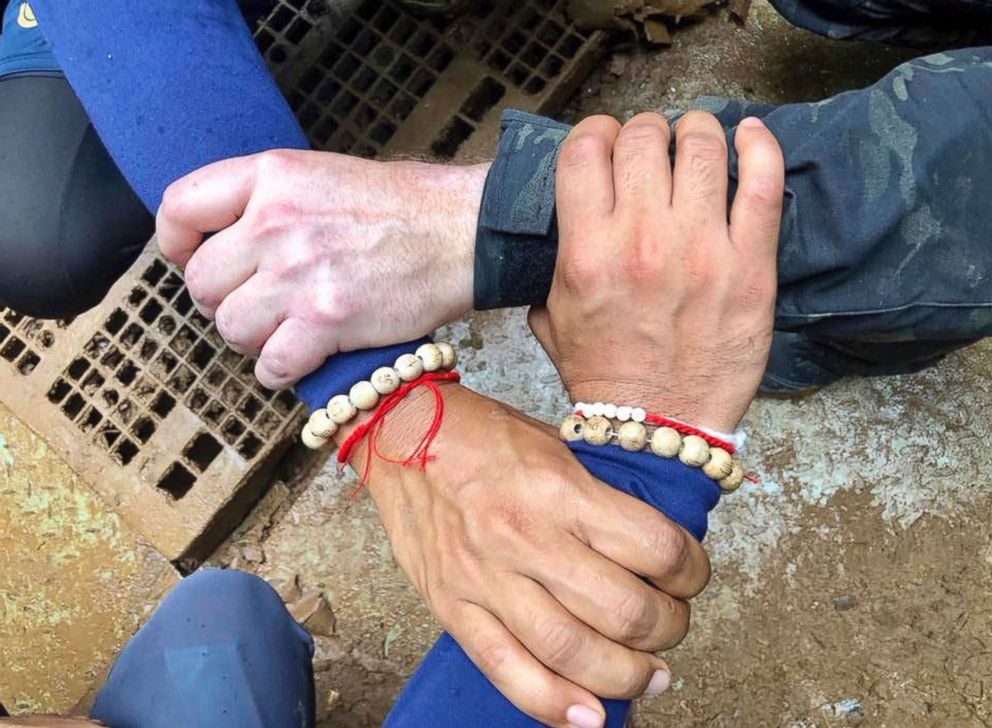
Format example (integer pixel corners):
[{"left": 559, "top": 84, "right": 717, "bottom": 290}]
[{"left": 156, "top": 110, "right": 784, "bottom": 728}]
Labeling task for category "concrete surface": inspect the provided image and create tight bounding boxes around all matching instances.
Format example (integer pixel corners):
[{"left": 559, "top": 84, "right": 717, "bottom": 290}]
[
  {"left": 0, "top": 401, "right": 178, "bottom": 716},
  {"left": 4, "top": 2, "right": 991, "bottom": 725}
]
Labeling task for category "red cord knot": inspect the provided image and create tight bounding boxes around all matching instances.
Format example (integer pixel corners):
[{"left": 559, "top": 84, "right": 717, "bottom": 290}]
[{"left": 337, "top": 371, "right": 461, "bottom": 498}]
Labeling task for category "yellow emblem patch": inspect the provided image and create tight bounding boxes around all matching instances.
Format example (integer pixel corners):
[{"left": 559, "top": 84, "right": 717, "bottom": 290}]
[{"left": 17, "top": 2, "right": 39, "bottom": 29}]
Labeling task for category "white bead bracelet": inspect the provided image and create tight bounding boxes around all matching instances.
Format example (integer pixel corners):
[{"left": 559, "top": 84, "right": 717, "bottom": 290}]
[
  {"left": 300, "top": 342, "right": 458, "bottom": 450},
  {"left": 559, "top": 413, "right": 745, "bottom": 493}
]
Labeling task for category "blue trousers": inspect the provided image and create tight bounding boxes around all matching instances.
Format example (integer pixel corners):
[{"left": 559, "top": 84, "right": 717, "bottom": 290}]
[{"left": 89, "top": 570, "right": 316, "bottom": 728}]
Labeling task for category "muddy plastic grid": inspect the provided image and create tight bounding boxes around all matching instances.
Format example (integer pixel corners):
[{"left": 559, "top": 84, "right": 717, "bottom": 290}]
[
  {"left": 255, "top": 0, "right": 604, "bottom": 158},
  {"left": 0, "top": 250, "right": 303, "bottom": 562},
  {"left": 0, "top": 312, "right": 64, "bottom": 378}
]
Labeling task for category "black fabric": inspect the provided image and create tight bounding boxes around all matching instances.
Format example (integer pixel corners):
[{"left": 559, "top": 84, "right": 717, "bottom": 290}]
[
  {"left": 0, "top": 700, "right": 8, "bottom": 717},
  {"left": 0, "top": 74, "right": 152, "bottom": 319}
]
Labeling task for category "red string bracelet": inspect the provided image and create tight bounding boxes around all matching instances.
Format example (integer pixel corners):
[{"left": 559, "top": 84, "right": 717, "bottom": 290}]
[
  {"left": 337, "top": 370, "right": 461, "bottom": 498},
  {"left": 644, "top": 413, "right": 737, "bottom": 455}
]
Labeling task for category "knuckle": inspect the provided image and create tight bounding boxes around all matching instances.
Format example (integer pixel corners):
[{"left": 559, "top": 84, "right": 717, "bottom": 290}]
[
  {"left": 257, "top": 348, "right": 294, "bottom": 388},
  {"left": 740, "top": 175, "right": 784, "bottom": 210},
  {"left": 214, "top": 303, "right": 246, "bottom": 350},
  {"left": 158, "top": 182, "right": 187, "bottom": 224},
  {"left": 538, "top": 618, "right": 584, "bottom": 671},
  {"left": 613, "top": 591, "right": 655, "bottom": 645},
  {"left": 614, "top": 661, "right": 653, "bottom": 698},
  {"left": 559, "top": 252, "right": 604, "bottom": 290},
  {"left": 737, "top": 275, "right": 776, "bottom": 309},
  {"left": 182, "top": 260, "right": 215, "bottom": 309},
  {"left": 251, "top": 200, "right": 297, "bottom": 237},
  {"left": 660, "top": 600, "right": 692, "bottom": 649},
  {"left": 646, "top": 523, "right": 690, "bottom": 578},
  {"left": 308, "top": 287, "right": 350, "bottom": 328},
  {"left": 680, "top": 110, "right": 724, "bottom": 134},
  {"left": 678, "top": 132, "right": 728, "bottom": 163},
  {"left": 473, "top": 637, "right": 513, "bottom": 677},
  {"left": 616, "top": 120, "right": 669, "bottom": 149},
  {"left": 559, "top": 133, "right": 610, "bottom": 170},
  {"left": 682, "top": 248, "right": 717, "bottom": 291},
  {"left": 488, "top": 497, "right": 538, "bottom": 543},
  {"left": 255, "top": 148, "right": 298, "bottom": 176}
]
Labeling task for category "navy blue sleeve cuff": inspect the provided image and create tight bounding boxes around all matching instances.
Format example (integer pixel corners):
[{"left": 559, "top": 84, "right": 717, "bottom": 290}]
[
  {"left": 473, "top": 109, "right": 571, "bottom": 310},
  {"left": 294, "top": 338, "right": 432, "bottom": 412}
]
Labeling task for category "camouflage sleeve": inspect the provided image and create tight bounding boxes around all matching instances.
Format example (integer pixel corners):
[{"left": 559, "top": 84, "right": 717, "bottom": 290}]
[{"left": 475, "top": 47, "right": 992, "bottom": 344}]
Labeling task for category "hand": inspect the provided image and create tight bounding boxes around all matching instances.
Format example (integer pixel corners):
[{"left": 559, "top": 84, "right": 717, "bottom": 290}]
[
  {"left": 351, "top": 384, "right": 711, "bottom": 728},
  {"left": 155, "top": 151, "right": 488, "bottom": 389},
  {"left": 529, "top": 112, "right": 785, "bottom": 432}
]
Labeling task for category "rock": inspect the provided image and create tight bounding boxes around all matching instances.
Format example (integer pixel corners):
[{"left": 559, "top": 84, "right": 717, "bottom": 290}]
[
  {"left": 833, "top": 594, "right": 858, "bottom": 611},
  {"left": 288, "top": 589, "right": 337, "bottom": 637},
  {"left": 265, "top": 566, "right": 303, "bottom": 603}
]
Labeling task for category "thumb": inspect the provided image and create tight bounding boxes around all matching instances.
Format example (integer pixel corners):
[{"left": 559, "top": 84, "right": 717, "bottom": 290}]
[{"left": 527, "top": 306, "right": 557, "bottom": 360}]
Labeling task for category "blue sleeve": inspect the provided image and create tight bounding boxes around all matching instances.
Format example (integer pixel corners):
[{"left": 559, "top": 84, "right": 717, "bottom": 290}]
[{"left": 28, "top": 4, "right": 722, "bottom": 725}]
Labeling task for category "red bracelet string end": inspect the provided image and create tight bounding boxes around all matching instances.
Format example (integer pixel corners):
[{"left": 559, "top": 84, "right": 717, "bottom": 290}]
[{"left": 337, "top": 371, "right": 461, "bottom": 498}]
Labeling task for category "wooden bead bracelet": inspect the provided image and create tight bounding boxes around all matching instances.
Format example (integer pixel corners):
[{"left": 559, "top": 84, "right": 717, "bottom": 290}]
[
  {"left": 559, "top": 413, "right": 745, "bottom": 493},
  {"left": 300, "top": 342, "right": 458, "bottom": 450}
]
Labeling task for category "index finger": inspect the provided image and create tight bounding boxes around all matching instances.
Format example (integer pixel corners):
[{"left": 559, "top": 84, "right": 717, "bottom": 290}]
[
  {"left": 575, "top": 483, "right": 711, "bottom": 599},
  {"left": 155, "top": 154, "right": 258, "bottom": 267},
  {"left": 555, "top": 115, "right": 620, "bottom": 244}
]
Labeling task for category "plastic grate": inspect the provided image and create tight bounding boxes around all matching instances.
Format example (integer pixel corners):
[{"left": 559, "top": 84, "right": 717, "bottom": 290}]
[
  {"left": 0, "top": 0, "right": 601, "bottom": 560},
  {"left": 40, "top": 257, "right": 298, "bottom": 477},
  {"left": 255, "top": 0, "right": 604, "bottom": 159},
  {"left": 0, "top": 310, "right": 66, "bottom": 378},
  {"left": 0, "top": 250, "right": 304, "bottom": 562}
]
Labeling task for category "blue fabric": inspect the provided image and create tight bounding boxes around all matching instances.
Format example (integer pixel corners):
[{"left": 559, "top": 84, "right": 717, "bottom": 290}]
[
  {"left": 295, "top": 338, "right": 432, "bottom": 410},
  {"left": 29, "top": 0, "right": 308, "bottom": 211},
  {"left": 91, "top": 570, "right": 316, "bottom": 728},
  {"left": 29, "top": 3, "right": 721, "bottom": 725},
  {"left": 0, "top": 2, "right": 59, "bottom": 77}
]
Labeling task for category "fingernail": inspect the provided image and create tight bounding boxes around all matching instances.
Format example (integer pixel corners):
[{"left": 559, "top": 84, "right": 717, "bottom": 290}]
[
  {"left": 566, "top": 704, "right": 605, "bottom": 728},
  {"left": 644, "top": 669, "right": 671, "bottom": 696},
  {"left": 739, "top": 116, "right": 765, "bottom": 129}
]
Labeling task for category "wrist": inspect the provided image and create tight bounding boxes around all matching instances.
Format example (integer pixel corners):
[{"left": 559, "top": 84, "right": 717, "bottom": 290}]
[
  {"left": 414, "top": 161, "right": 489, "bottom": 322},
  {"left": 568, "top": 379, "right": 740, "bottom": 434}
]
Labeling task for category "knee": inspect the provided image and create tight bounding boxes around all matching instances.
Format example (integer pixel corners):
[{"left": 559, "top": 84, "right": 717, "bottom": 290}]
[
  {"left": 0, "top": 225, "right": 86, "bottom": 319},
  {"left": 172, "top": 569, "right": 283, "bottom": 614},
  {"left": 0, "top": 189, "right": 152, "bottom": 320}
]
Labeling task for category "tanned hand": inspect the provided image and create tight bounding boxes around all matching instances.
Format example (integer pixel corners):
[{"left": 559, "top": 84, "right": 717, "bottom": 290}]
[{"left": 530, "top": 112, "right": 785, "bottom": 432}]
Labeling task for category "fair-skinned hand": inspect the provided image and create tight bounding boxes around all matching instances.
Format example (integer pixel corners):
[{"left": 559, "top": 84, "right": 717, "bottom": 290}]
[
  {"left": 529, "top": 112, "right": 785, "bottom": 432},
  {"left": 155, "top": 151, "right": 487, "bottom": 389},
  {"left": 343, "top": 382, "right": 711, "bottom": 728}
]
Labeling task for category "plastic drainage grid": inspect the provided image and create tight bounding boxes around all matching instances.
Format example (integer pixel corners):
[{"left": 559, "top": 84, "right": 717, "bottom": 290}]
[
  {"left": 255, "top": 0, "right": 605, "bottom": 158},
  {"left": 0, "top": 249, "right": 304, "bottom": 562},
  {"left": 0, "top": 0, "right": 602, "bottom": 560}
]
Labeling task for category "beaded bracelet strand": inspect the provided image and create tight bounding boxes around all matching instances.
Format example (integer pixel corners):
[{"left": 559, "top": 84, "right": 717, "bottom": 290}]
[
  {"left": 573, "top": 401, "right": 741, "bottom": 453},
  {"left": 559, "top": 412, "right": 746, "bottom": 493},
  {"left": 300, "top": 342, "right": 458, "bottom": 450}
]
